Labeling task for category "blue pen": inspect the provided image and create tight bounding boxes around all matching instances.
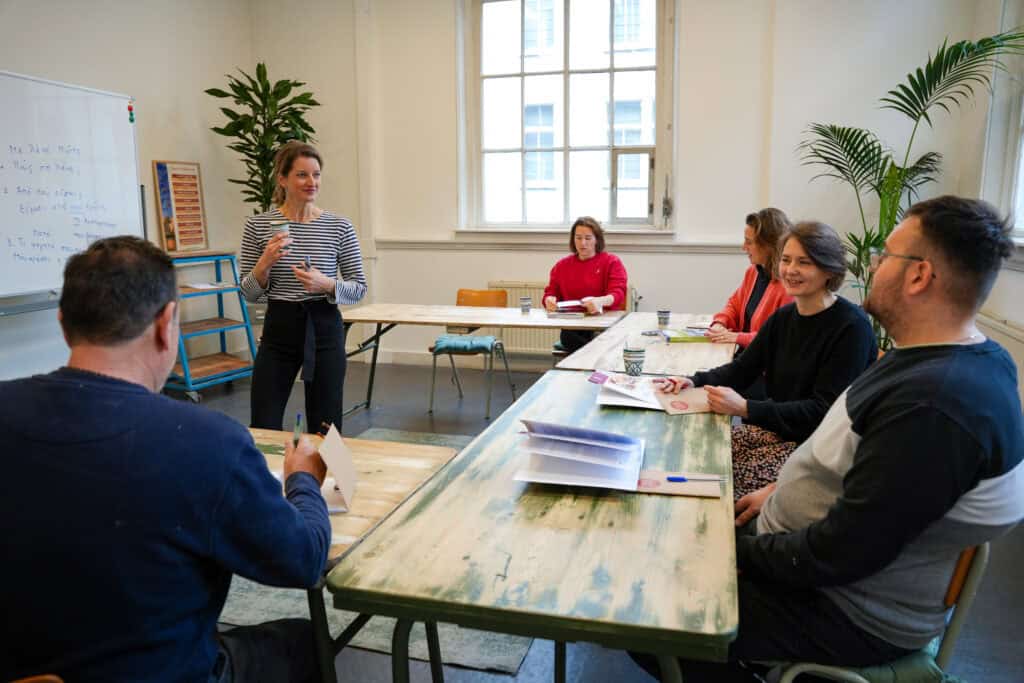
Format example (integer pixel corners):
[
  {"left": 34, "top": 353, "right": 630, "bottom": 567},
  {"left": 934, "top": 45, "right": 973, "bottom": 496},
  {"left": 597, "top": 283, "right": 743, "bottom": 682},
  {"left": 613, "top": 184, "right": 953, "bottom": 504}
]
[
  {"left": 293, "top": 412, "right": 303, "bottom": 446},
  {"left": 304, "top": 255, "right": 311, "bottom": 271},
  {"left": 667, "top": 475, "right": 688, "bottom": 482}
]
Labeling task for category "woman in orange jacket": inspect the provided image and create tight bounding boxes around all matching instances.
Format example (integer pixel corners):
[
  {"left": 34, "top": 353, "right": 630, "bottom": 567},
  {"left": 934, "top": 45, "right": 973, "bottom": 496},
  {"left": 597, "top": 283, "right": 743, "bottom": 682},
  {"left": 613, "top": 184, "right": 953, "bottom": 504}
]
[{"left": 708, "top": 208, "right": 793, "bottom": 347}]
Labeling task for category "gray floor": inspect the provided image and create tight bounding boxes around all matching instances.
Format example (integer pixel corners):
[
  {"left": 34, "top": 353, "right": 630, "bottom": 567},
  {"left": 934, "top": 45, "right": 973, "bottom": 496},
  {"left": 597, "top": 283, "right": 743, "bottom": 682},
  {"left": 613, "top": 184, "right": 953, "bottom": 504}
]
[{"left": 193, "top": 361, "right": 1024, "bottom": 683}]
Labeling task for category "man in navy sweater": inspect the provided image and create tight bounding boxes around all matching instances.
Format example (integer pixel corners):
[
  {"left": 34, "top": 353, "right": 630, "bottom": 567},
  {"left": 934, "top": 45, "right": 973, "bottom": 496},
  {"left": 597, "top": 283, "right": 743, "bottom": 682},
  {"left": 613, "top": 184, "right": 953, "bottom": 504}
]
[
  {"left": 0, "top": 236, "right": 331, "bottom": 682},
  {"left": 633, "top": 196, "right": 1024, "bottom": 681}
]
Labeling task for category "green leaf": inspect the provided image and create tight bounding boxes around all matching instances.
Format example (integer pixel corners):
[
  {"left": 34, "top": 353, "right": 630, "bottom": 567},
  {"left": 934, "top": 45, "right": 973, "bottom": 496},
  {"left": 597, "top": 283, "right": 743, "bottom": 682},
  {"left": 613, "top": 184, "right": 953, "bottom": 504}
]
[
  {"left": 798, "top": 124, "right": 888, "bottom": 194},
  {"left": 219, "top": 107, "right": 240, "bottom": 121},
  {"left": 880, "top": 30, "right": 1024, "bottom": 126},
  {"left": 204, "top": 88, "right": 231, "bottom": 98},
  {"left": 256, "top": 62, "right": 268, "bottom": 89}
]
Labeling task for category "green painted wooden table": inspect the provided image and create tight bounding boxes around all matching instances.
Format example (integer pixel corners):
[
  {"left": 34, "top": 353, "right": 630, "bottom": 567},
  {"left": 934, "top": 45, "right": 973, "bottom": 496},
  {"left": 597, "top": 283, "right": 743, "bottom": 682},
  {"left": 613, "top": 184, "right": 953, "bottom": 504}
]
[{"left": 325, "top": 369, "right": 737, "bottom": 682}]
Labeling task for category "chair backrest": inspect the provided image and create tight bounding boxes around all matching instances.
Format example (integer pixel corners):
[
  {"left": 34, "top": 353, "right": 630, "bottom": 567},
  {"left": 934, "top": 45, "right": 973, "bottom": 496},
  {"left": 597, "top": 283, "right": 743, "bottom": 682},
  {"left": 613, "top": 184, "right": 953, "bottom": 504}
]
[
  {"left": 936, "top": 542, "right": 990, "bottom": 669},
  {"left": 457, "top": 288, "right": 506, "bottom": 308}
]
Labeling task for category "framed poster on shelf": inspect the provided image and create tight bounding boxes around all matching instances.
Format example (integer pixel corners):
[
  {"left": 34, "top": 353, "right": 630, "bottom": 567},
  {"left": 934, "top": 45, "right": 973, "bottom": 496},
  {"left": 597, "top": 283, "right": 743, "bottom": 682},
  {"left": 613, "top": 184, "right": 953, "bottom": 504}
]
[{"left": 152, "top": 160, "right": 209, "bottom": 252}]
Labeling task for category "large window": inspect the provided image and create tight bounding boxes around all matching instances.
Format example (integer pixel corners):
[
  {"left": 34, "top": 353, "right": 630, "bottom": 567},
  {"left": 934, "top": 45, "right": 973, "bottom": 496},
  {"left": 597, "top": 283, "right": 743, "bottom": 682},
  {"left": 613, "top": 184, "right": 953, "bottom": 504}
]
[{"left": 469, "top": 0, "right": 670, "bottom": 228}]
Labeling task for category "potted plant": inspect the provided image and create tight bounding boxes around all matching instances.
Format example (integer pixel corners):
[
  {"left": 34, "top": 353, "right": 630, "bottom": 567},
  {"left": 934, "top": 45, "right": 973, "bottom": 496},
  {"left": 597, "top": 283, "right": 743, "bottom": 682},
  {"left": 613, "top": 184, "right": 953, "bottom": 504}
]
[
  {"left": 798, "top": 29, "right": 1024, "bottom": 347},
  {"left": 205, "top": 63, "right": 320, "bottom": 213}
]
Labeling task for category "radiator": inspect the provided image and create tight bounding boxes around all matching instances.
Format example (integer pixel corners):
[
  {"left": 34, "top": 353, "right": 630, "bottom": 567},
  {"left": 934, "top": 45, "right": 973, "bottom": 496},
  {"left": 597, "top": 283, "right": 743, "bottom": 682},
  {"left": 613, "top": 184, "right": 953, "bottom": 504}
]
[
  {"left": 979, "top": 310, "right": 1024, "bottom": 404},
  {"left": 484, "top": 280, "right": 560, "bottom": 354}
]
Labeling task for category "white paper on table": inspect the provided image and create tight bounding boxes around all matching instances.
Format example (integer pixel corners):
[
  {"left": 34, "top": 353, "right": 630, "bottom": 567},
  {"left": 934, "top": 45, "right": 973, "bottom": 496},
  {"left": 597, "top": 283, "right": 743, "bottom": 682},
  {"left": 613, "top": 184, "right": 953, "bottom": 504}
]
[
  {"left": 269, "top": 468, "right": 351, "bottom": 514},
  {"left": 523, "top": 434, "right": 637, "bottom": 469},
  {"left": 319, "top": 424, "right": 356, "bottom": 512},
  {"left": 186, "top": 282, "right": 221, "bottom": 289},
  {"left": 515, "top": 418, "right": 645, "bottom": 491},
  {"left": 597, "top": 374, "right": 663, "bottom": 410},
  {"left": 515, "top": 442, "right": 644, "bottom": 492}
]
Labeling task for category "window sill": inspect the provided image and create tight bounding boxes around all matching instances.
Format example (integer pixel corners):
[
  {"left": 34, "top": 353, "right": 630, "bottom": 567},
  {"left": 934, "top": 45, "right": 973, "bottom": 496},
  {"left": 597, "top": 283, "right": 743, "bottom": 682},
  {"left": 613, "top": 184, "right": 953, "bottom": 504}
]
[
  {"left": 1007, "top": 242, "right": 1024, "bottom": 272},
  {"left": 374, "top": 229, "right": 743, "bottom": 255}
]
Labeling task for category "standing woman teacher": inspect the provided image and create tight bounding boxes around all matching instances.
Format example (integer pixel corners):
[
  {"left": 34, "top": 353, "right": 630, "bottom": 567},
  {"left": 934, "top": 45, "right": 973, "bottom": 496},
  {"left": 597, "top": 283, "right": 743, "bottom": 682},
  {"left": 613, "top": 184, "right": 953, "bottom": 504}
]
[
  {"left": 240, "top": 141, "right": 367, "bottom": 432},
  {"left": 543, "top": 216, "right": 628, "bottom": 353}
]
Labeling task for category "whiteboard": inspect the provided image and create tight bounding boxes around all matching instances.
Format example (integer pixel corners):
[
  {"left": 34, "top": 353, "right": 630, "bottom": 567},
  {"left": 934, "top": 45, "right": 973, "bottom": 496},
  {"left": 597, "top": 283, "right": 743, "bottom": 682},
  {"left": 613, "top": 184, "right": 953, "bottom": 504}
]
[{"left": 0, "top": 70, "right": 142, "bottom": 299}]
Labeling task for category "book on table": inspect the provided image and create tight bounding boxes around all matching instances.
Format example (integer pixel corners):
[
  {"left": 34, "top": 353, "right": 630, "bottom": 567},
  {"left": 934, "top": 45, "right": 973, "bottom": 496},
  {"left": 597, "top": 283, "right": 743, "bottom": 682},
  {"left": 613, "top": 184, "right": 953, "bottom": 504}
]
[
  {"left": 514, "top": 419, "right": 645, "bottom": 492},
  {"left": 513, "top": 418, "right": 723, "bottom": 497},
  {"left": 591, "top": 371, "right": 710, "bottom": 415},
  {"left": 547, "top": 299, "right": 586, "bottom": 318},
  {"left": 660, "top": 327, "right": 712, "bottom": 343}
]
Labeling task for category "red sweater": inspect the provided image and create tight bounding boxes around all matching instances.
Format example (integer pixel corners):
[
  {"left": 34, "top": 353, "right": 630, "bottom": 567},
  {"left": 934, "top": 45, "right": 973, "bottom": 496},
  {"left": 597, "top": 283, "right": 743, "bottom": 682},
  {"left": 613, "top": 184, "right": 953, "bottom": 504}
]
[
  {"left": 713, "top": 265, "right": 792, "bottom": 347},
  {"left": 543, "top": 251, "right": 628, "bottom": 310}
]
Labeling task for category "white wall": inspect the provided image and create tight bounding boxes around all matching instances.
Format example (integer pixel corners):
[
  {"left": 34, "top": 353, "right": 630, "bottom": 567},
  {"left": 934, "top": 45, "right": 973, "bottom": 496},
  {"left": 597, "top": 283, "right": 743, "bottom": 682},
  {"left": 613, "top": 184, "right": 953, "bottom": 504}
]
[{"left": 0, "top": 0, "right": 252, "bottom": 378}]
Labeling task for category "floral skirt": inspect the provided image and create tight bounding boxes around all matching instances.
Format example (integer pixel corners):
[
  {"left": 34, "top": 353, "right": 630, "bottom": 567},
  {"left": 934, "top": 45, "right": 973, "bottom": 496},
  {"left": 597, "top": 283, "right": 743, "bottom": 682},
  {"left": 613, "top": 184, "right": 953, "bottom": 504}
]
[{"left": 731, "top": 424, "right": 797, "bottom": 500}]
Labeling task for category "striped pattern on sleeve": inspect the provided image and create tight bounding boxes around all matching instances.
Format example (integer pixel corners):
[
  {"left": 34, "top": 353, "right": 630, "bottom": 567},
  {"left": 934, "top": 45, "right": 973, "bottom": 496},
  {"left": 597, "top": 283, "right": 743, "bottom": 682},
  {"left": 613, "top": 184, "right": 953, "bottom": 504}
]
[{"left": 239, "top": 209, "right": 367, "bottom": 305}]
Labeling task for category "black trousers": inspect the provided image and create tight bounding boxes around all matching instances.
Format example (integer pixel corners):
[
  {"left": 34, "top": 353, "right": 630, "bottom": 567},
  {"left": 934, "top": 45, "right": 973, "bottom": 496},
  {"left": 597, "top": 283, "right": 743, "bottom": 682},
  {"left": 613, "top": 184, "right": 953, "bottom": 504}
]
[
  {"left": 560, "top": 329, "right": 595, "bottom": 353},
  {"left": 213, "top": 618, "right": 317, "bottom": 683},
  {"left": 630, "top": 524, "right": 913, "bottom": 682},
  {"left": 250, "top": 300, "right": 346, "bottom": 433}
]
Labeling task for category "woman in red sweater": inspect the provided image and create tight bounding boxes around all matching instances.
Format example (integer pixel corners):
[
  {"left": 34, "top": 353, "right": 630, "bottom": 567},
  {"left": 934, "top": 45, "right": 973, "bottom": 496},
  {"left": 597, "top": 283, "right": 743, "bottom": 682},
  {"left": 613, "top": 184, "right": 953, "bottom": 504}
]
[
  {"left": 708, "top": 207, "right": 793, "bottom": 347},
  {"left": 543, "top": 216, "right": 628, "bottom": 353}
]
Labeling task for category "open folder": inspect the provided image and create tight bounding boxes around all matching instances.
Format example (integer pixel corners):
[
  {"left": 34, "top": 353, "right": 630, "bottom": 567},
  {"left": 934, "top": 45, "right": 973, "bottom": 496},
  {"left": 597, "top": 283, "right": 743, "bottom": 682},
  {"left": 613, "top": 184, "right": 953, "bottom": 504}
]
[
  {"left": 593, "top": 372, "right": 711, "bottom": 415},
  {"left": 514, "top": 419, "right": 645, "bottom": 492},
  {"left": 513, "top": 419, "right": 722, "bottom": 497}
]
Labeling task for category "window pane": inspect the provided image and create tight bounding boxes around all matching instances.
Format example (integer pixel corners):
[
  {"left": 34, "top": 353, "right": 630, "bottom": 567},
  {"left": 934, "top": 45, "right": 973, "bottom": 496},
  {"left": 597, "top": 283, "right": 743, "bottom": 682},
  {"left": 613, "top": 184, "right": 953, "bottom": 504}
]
[
  {"left": 613, "top": 0, "right": 656, "bottom": 68},
  {"left": 1016, "top": 138, "right": 1024, "bottom": 230},
  {"left": 525, "top": 151, "right": 564, "bottom": 222},
  {"left": 524, "top": 0, "right": 563, "bottom": 73},
  {"left": 569, "top": 150, "right": 609, "bottom": 222},
  {"left": 616, "top": 152, "right": 649, "bottom": 219},
  {"left": 569, "top": 0, "right": 610, "bottom": 70},
  {"left": 484, "top": 153, "right": 523, "bottom": 222},
  {"left": 569, "top": 73, "right": 609, "bottom": 147},
  {"left": 482, "top": 1, "right": 522, "bottom": 75},
  {"left": 482, "top": 77, "right": 522, "bottom": 149},
  {"left": 524, "top": 75, "right": 563, "bottom": 148},
  {"left": 613, "top": 70, "right": 655, "bottom": 145}
]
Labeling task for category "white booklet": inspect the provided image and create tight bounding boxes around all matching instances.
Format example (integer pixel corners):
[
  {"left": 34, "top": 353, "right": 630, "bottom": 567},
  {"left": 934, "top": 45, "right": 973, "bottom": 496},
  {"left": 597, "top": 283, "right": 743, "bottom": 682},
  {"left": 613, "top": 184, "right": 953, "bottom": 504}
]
[
  {"left": 514, "top": 419, "right": 645, "bottom": 492},
  {"left": 592, "top": 372, "right": 711, "bottom": 415}
]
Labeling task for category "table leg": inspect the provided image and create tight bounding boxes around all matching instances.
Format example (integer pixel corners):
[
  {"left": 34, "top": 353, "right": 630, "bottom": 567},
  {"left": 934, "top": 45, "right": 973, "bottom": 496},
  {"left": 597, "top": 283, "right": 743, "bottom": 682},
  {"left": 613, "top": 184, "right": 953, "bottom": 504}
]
[
  {"left": 365, "top": 322, "right": 382, "bottom": 409},
  {"left": 554, "top": 640, "right": 566, "bottom": 683},
  {"left": 343, "top": 322, "right": 395, "bottom": 417},
  {"left": 306, "top": 588, "right": 337, "bottom": 683},
  {"left": 391, "top": 618, "right": 414, "bottom": 683},
  {"left": 657, "top": 655, "right": 682, "bottom": 683},
  {"left": 425, "top": 621, "right": 445, "bottom": 683}
]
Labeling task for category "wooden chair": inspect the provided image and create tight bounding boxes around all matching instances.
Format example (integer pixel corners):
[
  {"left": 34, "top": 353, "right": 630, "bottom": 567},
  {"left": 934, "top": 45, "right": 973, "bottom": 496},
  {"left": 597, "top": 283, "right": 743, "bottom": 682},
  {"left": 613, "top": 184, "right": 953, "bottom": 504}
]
[
  {"left": 428, "top": 288, "right": 516, "bottom": 419},
  {"left": 774, "top": 543, "right": 990, "bottom": 682}
]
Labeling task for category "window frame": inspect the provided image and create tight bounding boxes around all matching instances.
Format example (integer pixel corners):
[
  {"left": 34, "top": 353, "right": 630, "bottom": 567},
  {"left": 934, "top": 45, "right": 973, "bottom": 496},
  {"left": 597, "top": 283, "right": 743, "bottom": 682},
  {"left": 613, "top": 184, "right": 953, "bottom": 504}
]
[{"left": 459, "top": 0, "right": 675, "bottom": 231}]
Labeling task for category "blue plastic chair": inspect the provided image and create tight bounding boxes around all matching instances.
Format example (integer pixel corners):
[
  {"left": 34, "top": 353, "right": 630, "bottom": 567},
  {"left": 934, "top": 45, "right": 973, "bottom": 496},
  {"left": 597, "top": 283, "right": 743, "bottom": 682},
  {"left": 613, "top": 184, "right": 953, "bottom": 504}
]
[{"left": 428, "top": 289, "right": 516, "bottom": 419}]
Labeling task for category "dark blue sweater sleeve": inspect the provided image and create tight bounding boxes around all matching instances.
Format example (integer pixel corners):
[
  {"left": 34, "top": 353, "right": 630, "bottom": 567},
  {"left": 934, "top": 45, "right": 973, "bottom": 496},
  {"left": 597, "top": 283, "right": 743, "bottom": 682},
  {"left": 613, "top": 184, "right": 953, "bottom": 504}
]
[
  {"left": 737, "top": 405, "right": 983, "bottom": 587},
  {"left": 208, "top": 431, "right": 331, "bottom": 588}
]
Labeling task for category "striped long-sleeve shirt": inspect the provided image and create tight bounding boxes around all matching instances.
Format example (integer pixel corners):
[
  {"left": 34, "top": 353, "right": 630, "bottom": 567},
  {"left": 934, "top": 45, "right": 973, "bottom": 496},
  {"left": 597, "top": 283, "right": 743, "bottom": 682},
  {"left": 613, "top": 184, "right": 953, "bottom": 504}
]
[{"left": 239, "top": 208, "right": 367, "bottom": 305}]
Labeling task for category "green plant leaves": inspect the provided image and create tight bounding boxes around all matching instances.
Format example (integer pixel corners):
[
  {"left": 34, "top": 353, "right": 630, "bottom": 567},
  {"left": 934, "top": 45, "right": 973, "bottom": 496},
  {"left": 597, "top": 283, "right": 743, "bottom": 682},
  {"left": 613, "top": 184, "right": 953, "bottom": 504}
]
[
  {"left": 205, "top": 62, "right": 320, "bottom": 212},
  {"left": 880, "top": 30, "right": 1024, "bottom": 126}
]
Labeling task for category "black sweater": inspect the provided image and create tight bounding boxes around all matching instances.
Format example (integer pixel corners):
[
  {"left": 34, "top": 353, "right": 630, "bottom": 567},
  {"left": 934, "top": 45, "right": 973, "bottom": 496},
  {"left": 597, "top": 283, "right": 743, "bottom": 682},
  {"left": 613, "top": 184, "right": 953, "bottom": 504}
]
[{"left": 692, "top": 297, "right": 877, "bottom": 442}]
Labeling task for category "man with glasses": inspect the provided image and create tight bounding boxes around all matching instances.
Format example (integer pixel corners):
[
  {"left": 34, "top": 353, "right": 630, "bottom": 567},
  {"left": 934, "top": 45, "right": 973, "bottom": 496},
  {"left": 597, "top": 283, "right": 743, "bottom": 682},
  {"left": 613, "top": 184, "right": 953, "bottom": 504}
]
[{"left": 633, "top": 196, "right": 1024, "bottom": 682}]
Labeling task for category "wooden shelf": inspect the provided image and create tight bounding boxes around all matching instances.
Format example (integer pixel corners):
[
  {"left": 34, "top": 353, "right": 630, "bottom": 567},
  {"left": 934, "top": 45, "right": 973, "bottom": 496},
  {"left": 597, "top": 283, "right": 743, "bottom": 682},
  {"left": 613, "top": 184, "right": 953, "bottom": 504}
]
[
  {"left": 172, "top": 352, "right": 251, "bottom": 380},
  {"left": 181, "top": 317, "right": 245, "bottom": 335}
]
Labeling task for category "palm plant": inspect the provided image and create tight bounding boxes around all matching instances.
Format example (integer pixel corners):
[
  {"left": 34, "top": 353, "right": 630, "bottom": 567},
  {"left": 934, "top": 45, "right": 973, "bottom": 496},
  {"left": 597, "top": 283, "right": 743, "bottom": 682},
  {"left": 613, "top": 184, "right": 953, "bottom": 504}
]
[
  {"left": 205, "top": 63, "right": 320, "bottom": 213},
  {"left": 799, "top": 29, "right": 1024, "bottom": 347}
]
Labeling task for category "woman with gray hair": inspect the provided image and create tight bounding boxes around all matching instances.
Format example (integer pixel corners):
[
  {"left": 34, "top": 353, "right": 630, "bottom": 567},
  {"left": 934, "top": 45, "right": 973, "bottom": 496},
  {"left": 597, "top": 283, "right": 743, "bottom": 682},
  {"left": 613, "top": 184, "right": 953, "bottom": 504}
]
[
  {"left": 239, "top": 141, "right": 367, "bottom": 433},
  {"left": 659, "top": 221, "right": 877, "bottom": 499}
]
